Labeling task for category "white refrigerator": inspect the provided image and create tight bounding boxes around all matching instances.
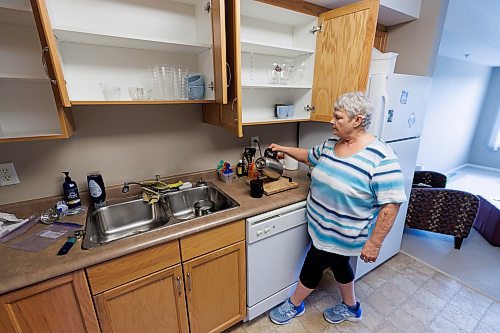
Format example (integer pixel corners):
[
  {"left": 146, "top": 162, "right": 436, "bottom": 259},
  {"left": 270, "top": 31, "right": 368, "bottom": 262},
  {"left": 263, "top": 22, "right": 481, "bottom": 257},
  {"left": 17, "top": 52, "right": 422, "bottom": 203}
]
[{"left": 298, "top": 51, "right": 432, "bottom": 279}]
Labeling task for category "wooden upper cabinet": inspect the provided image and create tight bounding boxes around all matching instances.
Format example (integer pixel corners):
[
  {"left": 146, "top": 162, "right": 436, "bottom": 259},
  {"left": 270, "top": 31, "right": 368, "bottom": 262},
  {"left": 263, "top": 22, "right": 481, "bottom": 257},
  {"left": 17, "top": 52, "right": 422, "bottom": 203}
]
[
  {"left": 203, "top": 0, "right": 378, "bottom": 136},
  {"left": 310, "top": 0, "right": 379, "bottom": 122},
  {"left": 30, "top": 0, "right": 71, "bottom": 107},
  {"left": 29, "top": 0, "right": 227, "bottom": 105},
  {"left": 0, "top": 270, "right": 99, "bottom": 333},
  {"left": 0, "top": 3, "right": 75, "bottom": 142}
]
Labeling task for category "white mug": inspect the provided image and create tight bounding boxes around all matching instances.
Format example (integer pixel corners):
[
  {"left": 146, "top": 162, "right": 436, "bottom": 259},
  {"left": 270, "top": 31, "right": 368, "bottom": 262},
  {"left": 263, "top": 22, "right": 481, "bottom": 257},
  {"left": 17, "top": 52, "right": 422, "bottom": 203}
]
[{"left": 284, "top": 155, "right": 299, "bottom": 170}]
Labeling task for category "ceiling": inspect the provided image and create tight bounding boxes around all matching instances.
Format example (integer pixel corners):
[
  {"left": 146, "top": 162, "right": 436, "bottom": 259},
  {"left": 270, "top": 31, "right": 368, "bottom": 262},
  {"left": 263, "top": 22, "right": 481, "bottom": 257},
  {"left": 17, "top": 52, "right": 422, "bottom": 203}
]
[
  {"left": 305, "top": 0, "right": 500, "bottom": 67},
  {"left": 439, "top": 0, "right": 500, "bottom": 67}
]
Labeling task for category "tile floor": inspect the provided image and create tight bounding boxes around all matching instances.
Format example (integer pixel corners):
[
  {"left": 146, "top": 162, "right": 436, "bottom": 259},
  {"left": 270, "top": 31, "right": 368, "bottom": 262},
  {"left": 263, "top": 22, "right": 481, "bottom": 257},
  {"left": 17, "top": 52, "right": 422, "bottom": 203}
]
[{"left": 225, "top": 253, "right": 500, "bottom": 333}]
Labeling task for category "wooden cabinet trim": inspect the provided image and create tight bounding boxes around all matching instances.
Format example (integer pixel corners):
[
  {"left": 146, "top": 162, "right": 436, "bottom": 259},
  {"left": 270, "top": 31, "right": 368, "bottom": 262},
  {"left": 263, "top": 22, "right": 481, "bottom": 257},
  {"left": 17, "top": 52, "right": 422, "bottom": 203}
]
[
  {"left": 86, "top": 241, "right": 181, "bottom": 295},
  {"left": 180, "top": 220, "right": 245, "bottom": 261},
  {"left": 256, "top": 0, "right": 329, "bottom": 17}
]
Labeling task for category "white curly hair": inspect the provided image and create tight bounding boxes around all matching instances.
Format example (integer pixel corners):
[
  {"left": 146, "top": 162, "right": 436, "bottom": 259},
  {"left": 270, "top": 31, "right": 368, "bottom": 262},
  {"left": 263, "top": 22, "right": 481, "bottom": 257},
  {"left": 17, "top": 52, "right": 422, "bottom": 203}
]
[{"left": 333, "top": 92, "right": 372, "bottom": 129}]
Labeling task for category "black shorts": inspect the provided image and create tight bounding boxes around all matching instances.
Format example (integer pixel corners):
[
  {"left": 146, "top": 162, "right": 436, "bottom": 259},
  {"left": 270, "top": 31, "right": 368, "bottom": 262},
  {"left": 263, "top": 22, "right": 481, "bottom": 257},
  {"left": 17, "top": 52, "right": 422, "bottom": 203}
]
[{"left": 299, "top": 244, "right": 354, "bottom": 288}]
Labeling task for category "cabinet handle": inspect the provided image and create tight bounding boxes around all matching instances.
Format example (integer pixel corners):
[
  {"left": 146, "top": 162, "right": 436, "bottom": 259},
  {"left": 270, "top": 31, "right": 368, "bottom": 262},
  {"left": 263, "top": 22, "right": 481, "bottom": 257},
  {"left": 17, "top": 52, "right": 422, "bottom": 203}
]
[
  {"left": 187, "top": 272, "right": 192, "bottom": 291},
  {"left": 231, "top": 98, "right": 238, "bottom": 123},
  {"left": 176, "top": 276, "right": 182, "bottom": 296},
  {"left": 41, "top": 46, "right": 57, "bottom": 85},
  {"left": 226, "top": 63, "right": 232, "bottom": 88}
]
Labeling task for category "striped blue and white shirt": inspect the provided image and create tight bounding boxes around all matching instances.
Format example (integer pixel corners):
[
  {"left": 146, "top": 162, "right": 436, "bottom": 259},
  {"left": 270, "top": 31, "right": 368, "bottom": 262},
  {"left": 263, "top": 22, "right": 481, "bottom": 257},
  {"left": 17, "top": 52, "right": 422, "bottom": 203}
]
[{"left": 307, "top": 137, "right": 406, "bottom": 256}]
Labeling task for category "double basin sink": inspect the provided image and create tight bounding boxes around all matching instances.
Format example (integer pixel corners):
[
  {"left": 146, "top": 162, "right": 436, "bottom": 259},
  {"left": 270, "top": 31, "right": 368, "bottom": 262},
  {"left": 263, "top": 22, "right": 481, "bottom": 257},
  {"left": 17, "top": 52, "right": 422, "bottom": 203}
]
[{"left": 82, "top": 182, "right": 239, "bottom": 249}]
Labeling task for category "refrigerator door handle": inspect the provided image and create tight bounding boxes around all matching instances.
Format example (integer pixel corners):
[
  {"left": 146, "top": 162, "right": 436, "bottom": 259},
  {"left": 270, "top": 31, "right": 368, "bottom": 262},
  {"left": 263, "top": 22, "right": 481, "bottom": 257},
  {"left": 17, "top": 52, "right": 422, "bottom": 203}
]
[
  {"left": 379, "top": 92, "right": 388, "bottom": 138},
  {"left": 408, "top": 112, "right": 416, "bottom": 128}
]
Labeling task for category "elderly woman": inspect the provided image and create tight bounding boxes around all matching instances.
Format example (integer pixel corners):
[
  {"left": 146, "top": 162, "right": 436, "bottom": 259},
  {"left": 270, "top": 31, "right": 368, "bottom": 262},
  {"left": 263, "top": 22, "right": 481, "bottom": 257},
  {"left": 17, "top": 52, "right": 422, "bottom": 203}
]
[{"left": 268, "top": 92, "right": 406, "bottom": 326}]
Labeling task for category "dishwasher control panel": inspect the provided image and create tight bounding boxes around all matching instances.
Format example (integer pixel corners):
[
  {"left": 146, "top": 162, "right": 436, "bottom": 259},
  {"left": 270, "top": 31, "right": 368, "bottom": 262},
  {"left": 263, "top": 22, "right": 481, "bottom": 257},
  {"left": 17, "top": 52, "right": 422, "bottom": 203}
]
[{"left": 246, "top": 201, "right": 307, "bottom": 244}]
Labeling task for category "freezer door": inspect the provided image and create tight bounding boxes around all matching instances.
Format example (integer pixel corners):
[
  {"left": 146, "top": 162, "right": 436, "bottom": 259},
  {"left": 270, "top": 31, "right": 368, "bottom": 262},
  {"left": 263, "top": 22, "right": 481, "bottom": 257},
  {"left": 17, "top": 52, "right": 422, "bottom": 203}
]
[
  {"left": 380, "top": 74, "right": 432, "bottom": 141},
  {"left": 353, "top": 138, "right": 420, "bottom": 279}
]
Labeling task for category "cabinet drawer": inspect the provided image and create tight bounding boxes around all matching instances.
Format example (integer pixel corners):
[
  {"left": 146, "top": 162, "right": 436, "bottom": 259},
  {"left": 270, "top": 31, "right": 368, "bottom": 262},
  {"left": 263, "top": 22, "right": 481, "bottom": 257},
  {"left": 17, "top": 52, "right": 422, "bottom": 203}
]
[
  {"left": 180, "top": 220, "right": 245, "bottom": 261},
  {"left": 86, "top": 241, "right": 181, "bottom": 294}
]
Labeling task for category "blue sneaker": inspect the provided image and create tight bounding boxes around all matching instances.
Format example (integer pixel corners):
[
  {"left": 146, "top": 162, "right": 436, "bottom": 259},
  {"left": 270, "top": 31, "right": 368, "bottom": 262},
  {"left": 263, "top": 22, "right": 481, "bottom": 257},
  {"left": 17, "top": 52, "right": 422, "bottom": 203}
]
[
  {"left": 269, "top": 298, "right": 305, "bottom": 325},
  {"left": 323, "top": 302, "right": 362, "bottom": 324}
]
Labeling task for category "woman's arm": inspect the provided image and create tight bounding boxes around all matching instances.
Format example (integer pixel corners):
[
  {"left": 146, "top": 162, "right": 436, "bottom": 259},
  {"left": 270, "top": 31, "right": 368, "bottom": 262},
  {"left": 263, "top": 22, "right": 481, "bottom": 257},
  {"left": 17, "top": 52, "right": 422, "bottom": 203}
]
[
  {"left": 360, "top": 203, "right": 401, "bottom": 263},
  {"left": 269, "top": 143, "right": 310, "bottom": 165}
]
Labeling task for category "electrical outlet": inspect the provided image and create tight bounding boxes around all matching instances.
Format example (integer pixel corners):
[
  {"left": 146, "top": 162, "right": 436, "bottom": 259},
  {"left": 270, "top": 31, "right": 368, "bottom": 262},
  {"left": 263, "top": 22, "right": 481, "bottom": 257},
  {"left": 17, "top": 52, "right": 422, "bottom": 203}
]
[
  {"left": 0, "top": 162, "right": 20, "bottom": 186},
  {"left": 250, "top": 136, "right": 260, "bottom": 150}
]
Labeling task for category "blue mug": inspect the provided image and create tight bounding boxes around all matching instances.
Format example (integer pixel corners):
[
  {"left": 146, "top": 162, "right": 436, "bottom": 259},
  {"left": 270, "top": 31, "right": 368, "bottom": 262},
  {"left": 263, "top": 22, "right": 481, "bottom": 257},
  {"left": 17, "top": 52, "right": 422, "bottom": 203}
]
[{"left": 188, "top": 75, "right": 205, "bottom": 100}]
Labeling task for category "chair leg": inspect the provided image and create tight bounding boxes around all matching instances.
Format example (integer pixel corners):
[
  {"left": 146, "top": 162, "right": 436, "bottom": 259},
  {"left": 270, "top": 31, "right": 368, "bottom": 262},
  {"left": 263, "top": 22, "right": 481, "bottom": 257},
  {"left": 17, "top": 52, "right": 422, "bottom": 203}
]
[{"left": 454, "top": 237, "right": 464, "bottom": 250}]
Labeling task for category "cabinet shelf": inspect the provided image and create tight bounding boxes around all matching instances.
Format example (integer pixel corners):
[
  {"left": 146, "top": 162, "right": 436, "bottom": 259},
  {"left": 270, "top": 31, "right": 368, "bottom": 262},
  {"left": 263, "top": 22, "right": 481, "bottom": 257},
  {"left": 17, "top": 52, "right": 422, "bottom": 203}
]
[
  {"left": 53, "top": 28, "right": 212, "bottom": 54},
  {"left": 241, "top": 40, "right": 314, "bottom": 58},
  {"left": 242, "top": 83, "right": 312, "bottom": 89},
  {"left": 70, "top": 99, "right": 214, "bottom": 105},
  {"left": 0, "top": 73, "right": 48, "bottom": 81},
  {"left": 243, "top": 118, "right": 310, "bottom": 126}
]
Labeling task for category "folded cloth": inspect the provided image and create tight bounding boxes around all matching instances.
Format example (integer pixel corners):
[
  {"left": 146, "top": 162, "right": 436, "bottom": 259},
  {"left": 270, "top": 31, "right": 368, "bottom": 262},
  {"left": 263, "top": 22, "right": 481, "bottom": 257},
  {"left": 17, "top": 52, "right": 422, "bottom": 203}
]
[
  {"left": 0, "top": 215, "right": 39, "bottom": 243},
  {"left": 0, "top": 212, "right": 32, "bottom": 239}
]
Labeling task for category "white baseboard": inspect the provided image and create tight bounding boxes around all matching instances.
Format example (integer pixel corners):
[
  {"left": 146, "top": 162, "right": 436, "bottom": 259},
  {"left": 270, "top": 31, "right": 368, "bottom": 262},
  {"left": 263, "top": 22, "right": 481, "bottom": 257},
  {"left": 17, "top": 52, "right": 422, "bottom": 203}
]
[
  {"left": 444, "top": 164, "right": 468, "bottom": 177},
  {"left": 464, "top": 163, "right": 500, "bottom": 173}
]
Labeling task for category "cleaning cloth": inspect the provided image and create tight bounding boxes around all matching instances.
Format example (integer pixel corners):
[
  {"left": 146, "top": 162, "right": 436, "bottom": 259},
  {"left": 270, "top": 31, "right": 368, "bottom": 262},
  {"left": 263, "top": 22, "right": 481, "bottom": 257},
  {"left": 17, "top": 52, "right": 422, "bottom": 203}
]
[{"left": 0, "top": 212, "right": 31, "bottom": 239}]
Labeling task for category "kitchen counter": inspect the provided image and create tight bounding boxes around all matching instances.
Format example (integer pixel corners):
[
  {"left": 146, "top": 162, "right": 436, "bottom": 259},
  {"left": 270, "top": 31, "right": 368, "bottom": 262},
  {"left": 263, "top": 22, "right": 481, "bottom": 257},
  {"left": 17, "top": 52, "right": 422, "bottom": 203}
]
[{"left": 0, "top": 170, "right": 311, "bottom": 295}]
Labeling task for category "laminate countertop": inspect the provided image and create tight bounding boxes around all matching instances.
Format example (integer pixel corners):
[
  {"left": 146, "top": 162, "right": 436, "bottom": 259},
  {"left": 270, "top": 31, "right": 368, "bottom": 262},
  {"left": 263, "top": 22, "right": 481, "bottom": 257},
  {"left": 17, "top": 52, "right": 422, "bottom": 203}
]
[{"left": 0, "top": 170, "right": 311, "bottom": 295}]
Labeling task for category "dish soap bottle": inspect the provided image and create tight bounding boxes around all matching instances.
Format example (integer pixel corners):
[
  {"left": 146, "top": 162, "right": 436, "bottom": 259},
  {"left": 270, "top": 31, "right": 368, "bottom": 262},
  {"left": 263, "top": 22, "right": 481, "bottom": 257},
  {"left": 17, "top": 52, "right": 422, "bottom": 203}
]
[{"left": 62, "top": 172, "right": 82, "bottom": 209}]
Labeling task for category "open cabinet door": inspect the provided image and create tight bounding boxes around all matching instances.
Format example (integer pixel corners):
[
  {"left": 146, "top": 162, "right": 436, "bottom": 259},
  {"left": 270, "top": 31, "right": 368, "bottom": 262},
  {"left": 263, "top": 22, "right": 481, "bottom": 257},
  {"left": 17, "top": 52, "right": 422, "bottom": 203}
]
[
  {"left": 202, "top": 0, "right": 242, "bottom": 137},
  {"left": 221, "top": 0, "right": 243, "bottom": 137},
  {"left": 211, "top": 0, "right": 228, "bottom": 104},
  {"left": 30, "top": 0, "right": 71, "bottom": 107},
  {"left": 310, "top": 0, "right": 379, "bottom": 122}
]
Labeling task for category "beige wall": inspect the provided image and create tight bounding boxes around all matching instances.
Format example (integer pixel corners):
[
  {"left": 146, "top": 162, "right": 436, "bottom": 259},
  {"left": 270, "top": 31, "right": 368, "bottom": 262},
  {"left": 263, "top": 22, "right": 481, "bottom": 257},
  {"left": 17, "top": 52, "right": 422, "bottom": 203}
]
[
  {"left": 386, "top": 0, "right": 449, "bottom": 76},
  {"left": 0, "top": 105, "right": 298, "bottom": 205}
]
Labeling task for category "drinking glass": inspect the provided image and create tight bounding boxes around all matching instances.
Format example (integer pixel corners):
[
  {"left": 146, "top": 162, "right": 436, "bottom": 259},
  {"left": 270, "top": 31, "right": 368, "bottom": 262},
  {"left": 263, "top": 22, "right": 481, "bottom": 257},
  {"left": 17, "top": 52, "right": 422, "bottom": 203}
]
[
  {"left": 157, "top": 65, "right": 173, "bottom": 100},
  {"left": 146, "top": 67, "right": 162, "bottom": 100},
  {"left": 100, "top": 83, "right": 120, "bottom": 101},
  {"left": 173, "top": 66, "right": 188, "bottom": 100}
]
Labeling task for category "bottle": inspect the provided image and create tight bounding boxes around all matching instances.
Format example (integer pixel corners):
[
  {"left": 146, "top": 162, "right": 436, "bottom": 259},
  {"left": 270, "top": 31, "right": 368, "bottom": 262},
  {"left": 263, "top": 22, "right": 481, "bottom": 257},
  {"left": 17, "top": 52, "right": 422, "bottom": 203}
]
[
  {"left": 87, "top": 171, "right": 106, "bottom": 208},
  {"left": 62, "top": 172, "right": 81, "bottom": 209},
  {"left": 236, "top": 160, "right": 244, "bottom": 177}
]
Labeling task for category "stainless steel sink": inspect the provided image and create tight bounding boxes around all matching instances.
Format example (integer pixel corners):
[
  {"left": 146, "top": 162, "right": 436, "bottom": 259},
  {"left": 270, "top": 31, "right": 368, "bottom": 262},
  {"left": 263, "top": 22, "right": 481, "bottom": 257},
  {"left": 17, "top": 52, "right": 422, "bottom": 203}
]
[
  {"left": 165, "top": 185, "right": 238, "bottom": 220},
  {"left": 82, "top": 182, "right": 238, "bottom": 249}
]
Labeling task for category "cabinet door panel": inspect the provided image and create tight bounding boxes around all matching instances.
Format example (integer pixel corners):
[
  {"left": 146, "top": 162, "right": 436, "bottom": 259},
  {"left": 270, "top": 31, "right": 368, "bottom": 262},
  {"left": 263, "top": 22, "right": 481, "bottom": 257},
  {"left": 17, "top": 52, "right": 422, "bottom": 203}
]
[
  {"left": 184, "top": 241, "right": 246, "bottom": 333},
  {"left": 311, "top": 0, "right": 379, "bottom": 122},
  {"left": 211, "top": 0, "right": 228, "bottom": 104},
  {"left": 0, "top": 271, "right": 99, "bottom": 333},
  {"left": 94, "top": 265, "right": 188, "bottom": 333},
  {"left": 30, "top": 0, "right": 71, "bottom": 107},
  {"left": 221, "top": 0, "right": 243, "bottom": 137}
]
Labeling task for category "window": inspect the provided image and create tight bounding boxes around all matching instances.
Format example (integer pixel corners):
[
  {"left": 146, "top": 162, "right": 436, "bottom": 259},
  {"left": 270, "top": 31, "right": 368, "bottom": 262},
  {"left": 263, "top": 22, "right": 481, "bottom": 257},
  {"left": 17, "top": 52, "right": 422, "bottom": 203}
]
[{"left": 488, "top": 108, "right": 500, "bottom": 151}]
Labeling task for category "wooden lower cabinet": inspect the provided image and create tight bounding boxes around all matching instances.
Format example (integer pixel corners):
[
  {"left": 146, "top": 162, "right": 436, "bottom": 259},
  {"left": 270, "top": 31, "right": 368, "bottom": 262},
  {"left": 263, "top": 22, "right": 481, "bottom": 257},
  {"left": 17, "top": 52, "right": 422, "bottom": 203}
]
[
  {"left": 94, "top": 264, "right": 189, "bottom": 333},
  {"left": 184, "top": 241, "right": 246, "bottom": 333},
  {"left": 0, "top": 270, "right": 99, "bottom": 333}
]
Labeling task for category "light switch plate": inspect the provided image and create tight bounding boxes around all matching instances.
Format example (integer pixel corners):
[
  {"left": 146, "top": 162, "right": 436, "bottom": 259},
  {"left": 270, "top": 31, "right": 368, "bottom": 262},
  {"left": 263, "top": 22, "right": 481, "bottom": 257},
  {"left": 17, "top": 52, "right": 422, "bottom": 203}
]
[{"left": 0, "top": 162, "right": 20, "bottom": 186}]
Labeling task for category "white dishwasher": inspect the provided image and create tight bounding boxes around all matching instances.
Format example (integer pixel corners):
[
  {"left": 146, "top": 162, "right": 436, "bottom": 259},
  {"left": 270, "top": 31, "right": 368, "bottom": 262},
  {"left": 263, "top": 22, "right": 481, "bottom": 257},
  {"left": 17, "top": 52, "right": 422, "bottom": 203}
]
[{"left": 246, "top": 201, "right": 310, "bottom": 321}]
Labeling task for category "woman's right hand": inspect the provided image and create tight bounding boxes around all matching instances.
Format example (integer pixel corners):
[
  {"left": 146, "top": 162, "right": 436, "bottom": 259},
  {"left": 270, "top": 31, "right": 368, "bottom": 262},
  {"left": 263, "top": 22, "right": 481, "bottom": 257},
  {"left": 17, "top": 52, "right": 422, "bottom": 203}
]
[{"left": 269, "top": 143, "right": 286, "bottom": 153}]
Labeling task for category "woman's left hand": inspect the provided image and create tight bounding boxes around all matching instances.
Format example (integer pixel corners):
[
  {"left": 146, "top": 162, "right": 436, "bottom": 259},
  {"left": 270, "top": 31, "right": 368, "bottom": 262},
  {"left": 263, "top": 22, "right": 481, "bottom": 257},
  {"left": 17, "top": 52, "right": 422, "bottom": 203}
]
[{"left": 360, "top": 239, "right": 381, "bottom": 263}]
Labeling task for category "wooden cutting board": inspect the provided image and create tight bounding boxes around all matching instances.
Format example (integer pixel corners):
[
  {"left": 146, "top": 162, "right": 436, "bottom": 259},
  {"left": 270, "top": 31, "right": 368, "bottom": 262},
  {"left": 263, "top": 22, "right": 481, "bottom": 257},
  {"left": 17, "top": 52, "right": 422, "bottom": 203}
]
[{"left": 246, "top": 177, "right": 299, "bottom": 195}]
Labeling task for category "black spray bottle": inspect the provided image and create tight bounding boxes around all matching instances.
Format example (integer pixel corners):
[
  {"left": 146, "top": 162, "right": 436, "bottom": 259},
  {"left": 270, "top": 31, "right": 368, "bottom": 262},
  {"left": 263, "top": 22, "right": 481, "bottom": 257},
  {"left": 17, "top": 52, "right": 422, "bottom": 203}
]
[{"left": 62, "top": 172, "right": 82, "bottom": 209}]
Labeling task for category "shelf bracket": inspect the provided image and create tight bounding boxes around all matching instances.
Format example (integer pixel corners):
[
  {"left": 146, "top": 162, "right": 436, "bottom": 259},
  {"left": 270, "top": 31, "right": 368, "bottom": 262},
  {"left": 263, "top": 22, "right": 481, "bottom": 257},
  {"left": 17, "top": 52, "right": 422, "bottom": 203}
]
[
  {"left": 204, "top": 1, "right": 211, "bottom": 13},
  {"left": 310, "top": 25, "right": 322, "bottom": 34},
  {"left": 304, "top": 105, "right": 315, "bottom": 112}
]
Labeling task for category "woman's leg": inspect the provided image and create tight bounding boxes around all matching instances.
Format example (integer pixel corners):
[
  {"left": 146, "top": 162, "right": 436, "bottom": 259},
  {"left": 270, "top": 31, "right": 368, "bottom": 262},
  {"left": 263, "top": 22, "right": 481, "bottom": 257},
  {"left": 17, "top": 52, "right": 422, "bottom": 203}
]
[
  {"left": 337, "top": 281, "right": 356, "bottom": 306},
  {"left": 290, "top": 281, "right": 315, "bottom": 306},
  {"left": 330, "top": 255, "right": 356, "bottom": 306}
]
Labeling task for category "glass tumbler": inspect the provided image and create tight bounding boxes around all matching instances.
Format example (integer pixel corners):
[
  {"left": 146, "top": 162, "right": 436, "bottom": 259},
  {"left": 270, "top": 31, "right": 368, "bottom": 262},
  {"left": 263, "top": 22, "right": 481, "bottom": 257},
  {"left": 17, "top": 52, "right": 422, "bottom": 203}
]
[
  {"left": 157, "top": 65, "right": 173, "bottom": 100},
  {"left": 146, "top": 67, "right": 162, "bottom": 100},
  {"left": 173, "top": 66, "right": 188, "bottom": 100}
]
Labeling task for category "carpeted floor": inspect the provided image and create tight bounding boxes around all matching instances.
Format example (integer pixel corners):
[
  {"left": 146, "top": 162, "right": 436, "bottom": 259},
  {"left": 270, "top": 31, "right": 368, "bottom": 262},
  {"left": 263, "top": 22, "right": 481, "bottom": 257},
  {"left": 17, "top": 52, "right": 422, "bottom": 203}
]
[{"left": 402, "top": 228, "right": 500, "bottom": 302}]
